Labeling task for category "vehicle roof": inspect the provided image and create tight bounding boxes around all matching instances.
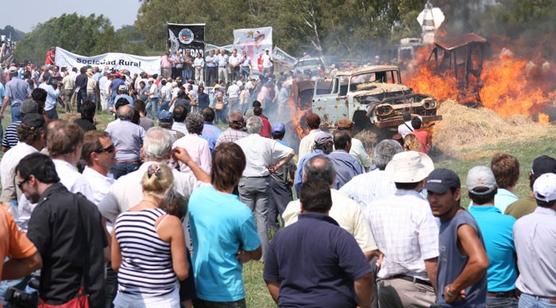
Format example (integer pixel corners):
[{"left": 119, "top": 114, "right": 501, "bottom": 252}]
[
  {"left": 335, "top": 65, "right": 399, "bottom": 76},
  {"left": 434, "top": 33, "right": 487, "bottom": 51}
]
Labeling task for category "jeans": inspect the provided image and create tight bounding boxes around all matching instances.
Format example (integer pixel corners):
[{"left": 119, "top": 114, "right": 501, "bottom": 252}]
[
  {"left": 77, "top": 90, "right": 87, "bottom": 112},
  {"left": 146, "top": 98, "right": 160, "bottom": 119},
  {"left": 240, "top": 66, "right": 250, "bottom": 79},
  {"left": 111, "top": 161, "right": 140, "bottom": 180},
  {"left": 113, "top": 285, "right": 179, "bottom": 308},
  {"left": 45, "top": 108, "right": 59, "bottom": 120},
  {"left": 10, "top": 102, "right": 21, "bottom": 122},
  {"left": 105, "top": 265, "right": 118, "bottom": 308},
  {"left": 268, "top": 174, "right": 292, "bottom": 230},
  {"left": 193, "top": 298, "right": 246, "bottom": 308},
  {"left": 182, "top": 67, "right": 193, "bottom": 81},
  {"left": 238, "top": 176, "right": 270, "bottom": 259},
  {"left": 487, "top": 295, "right": 518, "bottom": 307},
  {"left": 519, "top": 293, "right": 556, "bottom": 308}
]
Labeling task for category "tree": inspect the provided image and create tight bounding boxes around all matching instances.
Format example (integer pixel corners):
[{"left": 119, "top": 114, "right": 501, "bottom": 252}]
[{"left": 14, "top": 13, "right": 120, "bottom": 64}]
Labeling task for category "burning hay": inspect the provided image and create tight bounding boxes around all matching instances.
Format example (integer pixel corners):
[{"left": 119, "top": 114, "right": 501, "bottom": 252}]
[{"left": 432, "top": 100, "right": 550, "bottom": 160}]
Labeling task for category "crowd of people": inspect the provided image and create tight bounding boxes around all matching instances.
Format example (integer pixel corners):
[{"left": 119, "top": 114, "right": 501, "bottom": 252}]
[{"left": 0, "top": 55, "right": 555, "bottom": 308}]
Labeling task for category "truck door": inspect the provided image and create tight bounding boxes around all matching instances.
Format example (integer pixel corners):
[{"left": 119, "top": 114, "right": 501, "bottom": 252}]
[{"left": 312, "top": 77, "right": 348, "bottom": 125}]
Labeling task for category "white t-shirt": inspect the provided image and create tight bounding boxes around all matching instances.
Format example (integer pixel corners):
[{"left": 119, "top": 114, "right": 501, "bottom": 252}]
[
  {"left": 227, "top": 84, "right": 240, "bottom": 98},
  {"left": 229, "top": 54, "right": 241, "bottom": 67},
  {"left": 262, "top": 54, "right": 273, "bottom": 68},
  {"left": 193, "top": 57, "right": 204, "bottom": 68}
]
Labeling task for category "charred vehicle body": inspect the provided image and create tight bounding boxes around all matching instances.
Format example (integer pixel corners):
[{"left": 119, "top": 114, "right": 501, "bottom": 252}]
[{"left": 307, "top": 65, "right": 441, "bottom": 131}]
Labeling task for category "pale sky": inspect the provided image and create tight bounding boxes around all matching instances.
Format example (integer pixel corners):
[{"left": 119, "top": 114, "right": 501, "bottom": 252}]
[{"left": 1, "top": 0, "right": 141, "bottom": 32}]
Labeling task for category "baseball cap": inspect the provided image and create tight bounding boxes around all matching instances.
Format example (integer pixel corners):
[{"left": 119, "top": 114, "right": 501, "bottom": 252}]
[
  {"left": 426, "top": 168, "right": 461, "bottom": 194},
  {"left": 158, "top": 110, "right": 173, "bottom": 123},
  {"left": 21, "top": 113, "right": 45, "bottom": 128},
  {"left": 118, "top": 84, "right": 128, "bottom": 92},
  {"left": 8, "top": 66, "right": 17, "bottom": 73},
  {"left": 314, "top": 132, "right": 333, "bottom": 145},
  {"left": 336, "top": 118, "right": 353, "bottom": 129},
  {"left": 466, "top": 166, "right": 497, "bottom": 195},
  {"left": 20, "top": 99, "right": 38, "bottom": 115},
  {"left": 272, "top": 122, "right": 286, "bottom": 134},
  {"left": 531, "top": 155, "right": 556, "bottom": 177},
  {"left": 533, "top": 173, "right": 556, "bottom": 202}
]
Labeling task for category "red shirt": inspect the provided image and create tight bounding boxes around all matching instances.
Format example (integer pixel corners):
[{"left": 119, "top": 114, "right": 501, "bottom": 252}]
[
  {"left": 260, "top": 115, "right": 272, "bottom": 138},
  {"left": 413, "top": 129, "right": 431, "bottom": 153}
]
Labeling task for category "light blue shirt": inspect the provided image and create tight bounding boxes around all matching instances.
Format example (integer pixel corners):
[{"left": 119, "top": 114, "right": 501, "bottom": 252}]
[
  {"left": 494, "top": 188, "right": 518, "bottom": 214},
  {"left": 201, "top": 122, "right": 221, "bottom": 152},
  {"left": 294, "top": 149, "right": 325, "bottom": 194},
  {"left": 39, "top": 83, "right": 59, "bottom": 111},
  {"left": 328, "top": 149, "right": 364, "bottom": 189},
  {"left": 188, "top": 184, "right": 261, "bottom": 301},
  {"left": 469, "top": 205, "right": 517, "bottom": 291},
  {"left": 0, "top": 82, "right": 5, "bottom": 102}
]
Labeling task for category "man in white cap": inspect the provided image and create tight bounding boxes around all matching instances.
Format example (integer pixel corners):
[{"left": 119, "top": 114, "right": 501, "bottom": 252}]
[
  {"left": 366, "top": 151, "right": 438, "bottom": 307},
  {"left": 467, "top": 166, "right": 518, "bottom": 306},
  {"left": 513, "top": 173, "right": 556, "bottom": 307}
]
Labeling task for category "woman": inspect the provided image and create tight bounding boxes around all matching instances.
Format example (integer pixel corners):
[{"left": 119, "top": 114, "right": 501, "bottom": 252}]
[{"left": 112, "top": 163, "right": 188, "bottom": 308}]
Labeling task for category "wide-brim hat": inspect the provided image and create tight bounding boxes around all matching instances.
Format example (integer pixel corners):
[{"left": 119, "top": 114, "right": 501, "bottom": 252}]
[{"left": 386, "top": 151, "right": 434, "bottom": 183}]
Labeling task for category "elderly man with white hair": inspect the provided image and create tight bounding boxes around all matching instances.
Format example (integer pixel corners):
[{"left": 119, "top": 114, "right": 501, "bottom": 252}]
[
  {"left": 340, "top": 139, "right": 404, "bottom": 207},
  {"left": 366, "top": 151, "right": 438, "bottom": 308},
  {"left": 235, "top": 116, "right": 295, "bottom": 258}
]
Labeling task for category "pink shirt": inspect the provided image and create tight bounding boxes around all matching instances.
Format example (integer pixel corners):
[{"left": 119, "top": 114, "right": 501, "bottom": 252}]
[
  {"left": 161, "top": 55, "right": 172, "bottom": 68},
  {"left": 172, "top": 134, "right": 211, "bottom": 174}
]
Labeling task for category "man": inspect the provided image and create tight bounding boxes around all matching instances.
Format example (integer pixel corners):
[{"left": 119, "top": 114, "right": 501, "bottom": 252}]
[
  {"left": 171, "top": 104, "right": 189, "bottom": 136},
  {"left": 98, "top": 71, "right": 110, "bottom": 111},
  {"left": 336, "top": 118, "right": 371, "bottom": 170},
  {"left": 188, "top": 143, "right": 261, "bottom": 307},
  {"left": 411, "top": 117, "right": 431, "bottom": 153},
  {"left": 262, "top": 49, "right": 273, "bottom": 77},
  {"left": 73, "top": 100, "right": 97, "bottom": 132},
  {"left": 193, "top": 52, "right": 204, "bottom": 84},
  {"left": 366, "top": 151, "right": 438, "bottom": 307},
  {"left": 201, "top": 107, "right": 221, "bottom": 152},
  {"left": 227, "top": 80, "right": 241, "bottom": 112},
  {"left": 113, "top": 84, "right": 133, "bottom": 107},
  {"left": 294, "top": 131, "right": 334, "bottom": 194},
  {"left": 397, "top": 113, "right": 414, "bottom": 138},
  {"left": 265, "top": 180, "right": 373, "bottom": 308},
  {"left": 253, "top": 103, "right": 272, "bottom": 138},
  {"left": 105, "top": 104, "right": 145, "bottom": 179},
  {"left": 61, "top": 67, "right": 76, "bottom": 113},
  {"left": 490, "top": 153, "right": 520, "bottom": 213},
  {"left": 197, "top": 85, "right": 210, "bottom": 110},
  {"left": 160, "top": 52, "right": 173, "bottom": 79},
  {"left": 329, "top": 129, "right": 364, "bottom": 189},
  {"left": 158, "top": 110, "right": 184, "bottom": 141},
  {"left": 205, "top": 50, "right": 217, "bottom": 86},
  {"left": 215, "top": 111, "right": 248, "bottom": 146},
  {"left": 426, "top": 168, "right": 488, "bottom": 307},
  {"left": 0, "top": 113, "right": 45, "bottom": 230},
  {"left": 513, "top": 173, "right": 556, "bottom": 307},
  {"left": 98, "top": 127, "right": 210, "bottom": 224},
  {"left": 173, "top": 113, "right": 212, "bottom": 174},
  {"left": 506, "top": 155, "right": 556, "bottom": 218},
  {"left": 228, "top": 48, "right": 241, "bottom": 81},
  {"left": 467, "top": 166, "right": 518, "bottom": 306},
  {"left": 268, "top": 123, "right": 295, "bottom": 225},
  {"left": 16, "top": 153, "right": 106, "bottom": 307},
  {"left": 0, "top": 204, "right": 42, "bottom": 281},
  {"left": 0, "top": 67, "right": 29, "bottom": 122},
  {"left": 2, "top": 99, "right": 38, "bottom": 152},
  {"left": 47, "top": 120, "right": 94, "bottom": 201},
  {"left": 75, "top": 66, "right": 88, "bottom": 112},
  {"left": 81, "top": 131, "right": 116, "bottom": 206},
  {"left": 283, "top": 155, "right": 377, "bottom": 257},
  {"left": 235, "top": 116, "right": 295, "bottom": 257},
  {"left": 39, "top": 77, "right": 60, "bottom": 120},
  {"left": 340, "top": 139, "right": 403, "bottom": 207},
  {"left": 216, "top": 49, "right": 228, "bottom": 84},
  {"left": 134, "top": 99, "right": 154, "bottom": 131},
  {"left": 298, "top": 112, "right": 322, "bottom": 159}
]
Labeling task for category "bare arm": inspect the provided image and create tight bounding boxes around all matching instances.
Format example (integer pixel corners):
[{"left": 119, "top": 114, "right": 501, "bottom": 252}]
[
  {"left": 157, "top": 215, "right": 189, "bottom": 281},
  {"left": 0, "top": 96, "right": 9, "bottom": 118},
  {"left": 444, "top": 224, "right": 489, "bottom": 303},
  {"left": 266, "top": 281, "right": 280, "bottom": 303},
  {"left": 354, "top": 272, "right": 374, "bottom": 308},
  {"left": 269, "top": 152, "right": 295, "bottom": 173},
  {"left": 424, "top": 257, "right": 438, "bottom": 292},
  {"left": 110, "top": 230, "right": 122, "bottom": 272},
  {"left": 173, "top": 147, "right": 211, "bottom": 183},
  {"left": 237, "top": 246, "right": 262, "bottom": 263},
  {"left": 2, "top": 252, "right": 42, "bottom": 280}
]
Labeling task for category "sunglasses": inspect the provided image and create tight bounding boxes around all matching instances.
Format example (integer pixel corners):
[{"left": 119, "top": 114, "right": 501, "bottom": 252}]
[
  {"left": 95, "top": 144, "right": 115, "bottom": 154},
  {"left": 17, "top": 178, "right": 30, "bottom": 190}
]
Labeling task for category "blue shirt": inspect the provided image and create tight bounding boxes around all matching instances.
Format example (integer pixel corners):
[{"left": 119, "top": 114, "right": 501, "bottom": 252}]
[
  {"left": 39, "top": 83, "right": 59, "bottom": 111},
  {"left": 188, "top": 184, "right": 261, "bottom": 302},
  {"left": 114, "top": 94, "right": 134, "bottom": 106},
  {"left": 0, "top": 82, "right": 5, "bottom": 102},
  {"left": 264, "top": 213, "right": 372, "bottom": 308},
  {"left": 4, "top": 77, "right": 29, "bottom": 104},
  {"left": 494, "top": 188, "right": 518, "bottom": 214},
  {"left": 469, "top": 205, "right": 517, "bottom": 292},
  {"left": 201, "top": 122, "right": 221, "bottom": 152},
  {"left": 328, "top": 150, "right": 364, "bottom": 189},
  {"left": 294, "top": 149, "right": 325, "bottom": 194}
]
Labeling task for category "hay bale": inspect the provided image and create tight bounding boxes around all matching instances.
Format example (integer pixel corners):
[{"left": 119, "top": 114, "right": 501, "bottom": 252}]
[{"left": 432, "top": 100, "right": 548, "bottom": 159}]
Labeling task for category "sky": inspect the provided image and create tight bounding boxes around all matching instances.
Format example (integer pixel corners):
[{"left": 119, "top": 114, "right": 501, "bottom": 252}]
[{"left": 1, "top": 0, "right": 141, "bottom": 32}]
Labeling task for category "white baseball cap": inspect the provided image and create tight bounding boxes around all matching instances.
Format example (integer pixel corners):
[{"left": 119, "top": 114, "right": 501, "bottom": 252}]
[
  {"left": 466, "top": 166, "right": 497, "bottom": 195},
  {"left": 385, "top": 151, "right": 434, "bottom": 183},
  {"left": 533, "top": 173, "right": 556, "bottom": 202}
]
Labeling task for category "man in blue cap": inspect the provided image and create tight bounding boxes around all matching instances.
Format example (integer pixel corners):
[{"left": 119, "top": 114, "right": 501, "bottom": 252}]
[{"left": 268, "top": 122, "right": 294, "bottom": 230}]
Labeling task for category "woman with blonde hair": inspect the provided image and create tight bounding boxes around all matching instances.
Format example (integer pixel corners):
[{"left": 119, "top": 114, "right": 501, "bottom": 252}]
[
  {"left": 112, "top": 163, "right": 188, "bottom": 308},
  {"left": 403, "top": 133, "right": 421, "bottom": 152}
]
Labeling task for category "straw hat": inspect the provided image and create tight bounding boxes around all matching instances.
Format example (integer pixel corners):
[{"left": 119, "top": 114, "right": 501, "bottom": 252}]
[{"left": 385, "top": 151, "right": 434, "bottom": 183}]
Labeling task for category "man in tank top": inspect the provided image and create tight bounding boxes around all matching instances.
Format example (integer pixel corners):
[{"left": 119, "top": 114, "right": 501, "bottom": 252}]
[{"left": 426, "top": 168, "right": 488, "bottom": 307}]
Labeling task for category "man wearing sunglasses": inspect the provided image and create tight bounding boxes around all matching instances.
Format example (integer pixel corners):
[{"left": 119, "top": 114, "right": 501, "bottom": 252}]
[{"left": 81, "top": 131, "right": 116, "bottom": 206}]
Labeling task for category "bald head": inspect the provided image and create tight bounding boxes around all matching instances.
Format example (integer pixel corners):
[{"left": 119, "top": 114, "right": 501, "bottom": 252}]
[
  {"left": 117, "top": 105, "right": 134, "bottom": 121},
  {"left": 303, "top": 155, "right": 336, "bottom": 186},
  {"left": 228, "top": 112, "right": 245, "bottom": 130}
]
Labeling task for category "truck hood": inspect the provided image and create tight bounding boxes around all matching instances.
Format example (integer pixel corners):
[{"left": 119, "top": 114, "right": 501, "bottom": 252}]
[{"left": 352, "top": 83, "right": 411, "bottom": 97}]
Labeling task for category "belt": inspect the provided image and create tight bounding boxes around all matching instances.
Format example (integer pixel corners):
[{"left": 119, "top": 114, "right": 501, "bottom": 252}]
[
  {"left": 389, "top": 274, "right": 432, "bottom": 287},
  {"left": 518, "top": 290, "right": 556, "bottom": 303},
  {"left": 487, "top": 289, "right": 516, "bottom": 298}
]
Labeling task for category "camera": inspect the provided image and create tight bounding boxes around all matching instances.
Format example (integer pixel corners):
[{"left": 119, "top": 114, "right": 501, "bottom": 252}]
[{"left": 5, "top": 286, "right": 38, "bottom": 308}]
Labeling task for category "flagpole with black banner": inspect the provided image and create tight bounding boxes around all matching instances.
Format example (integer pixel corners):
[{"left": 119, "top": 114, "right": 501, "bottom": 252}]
[{"left": 167, "top": 23, "right": 206, "bottom": 82}]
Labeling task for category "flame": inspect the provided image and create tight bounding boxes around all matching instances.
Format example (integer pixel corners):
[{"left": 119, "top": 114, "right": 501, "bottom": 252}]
[
  {"left": 404, "top": 45, "right": 554, "bottom": 122},
  {"left": 287, "top": 81, "right": 308, "bottom": 138}
]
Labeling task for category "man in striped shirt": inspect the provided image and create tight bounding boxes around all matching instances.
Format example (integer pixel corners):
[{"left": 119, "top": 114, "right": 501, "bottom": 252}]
[{"left": 1, "top": 99, "right": 39, "bottom": 152}]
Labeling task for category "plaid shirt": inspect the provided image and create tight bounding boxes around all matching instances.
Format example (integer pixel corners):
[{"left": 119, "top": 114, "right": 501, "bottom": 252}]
[
  {"left": 366, "top": 189, "right": 439, "bottom": 280},
  {"left": 215, "top": 128, "right": 249, "bottom": 147}
]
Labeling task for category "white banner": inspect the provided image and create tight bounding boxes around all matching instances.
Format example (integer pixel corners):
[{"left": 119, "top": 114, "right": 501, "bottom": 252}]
[
  {"left": 233, "top": 27, "right": 272, "bottom": 73},
  {"left": 54, "top": 47, "right": 161, "bottom": 75}
]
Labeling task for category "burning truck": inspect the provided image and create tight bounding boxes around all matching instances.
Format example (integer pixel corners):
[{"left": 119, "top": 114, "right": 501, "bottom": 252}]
[{"left": 292, "top": 65, "right": 442, "bottom": 133}]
